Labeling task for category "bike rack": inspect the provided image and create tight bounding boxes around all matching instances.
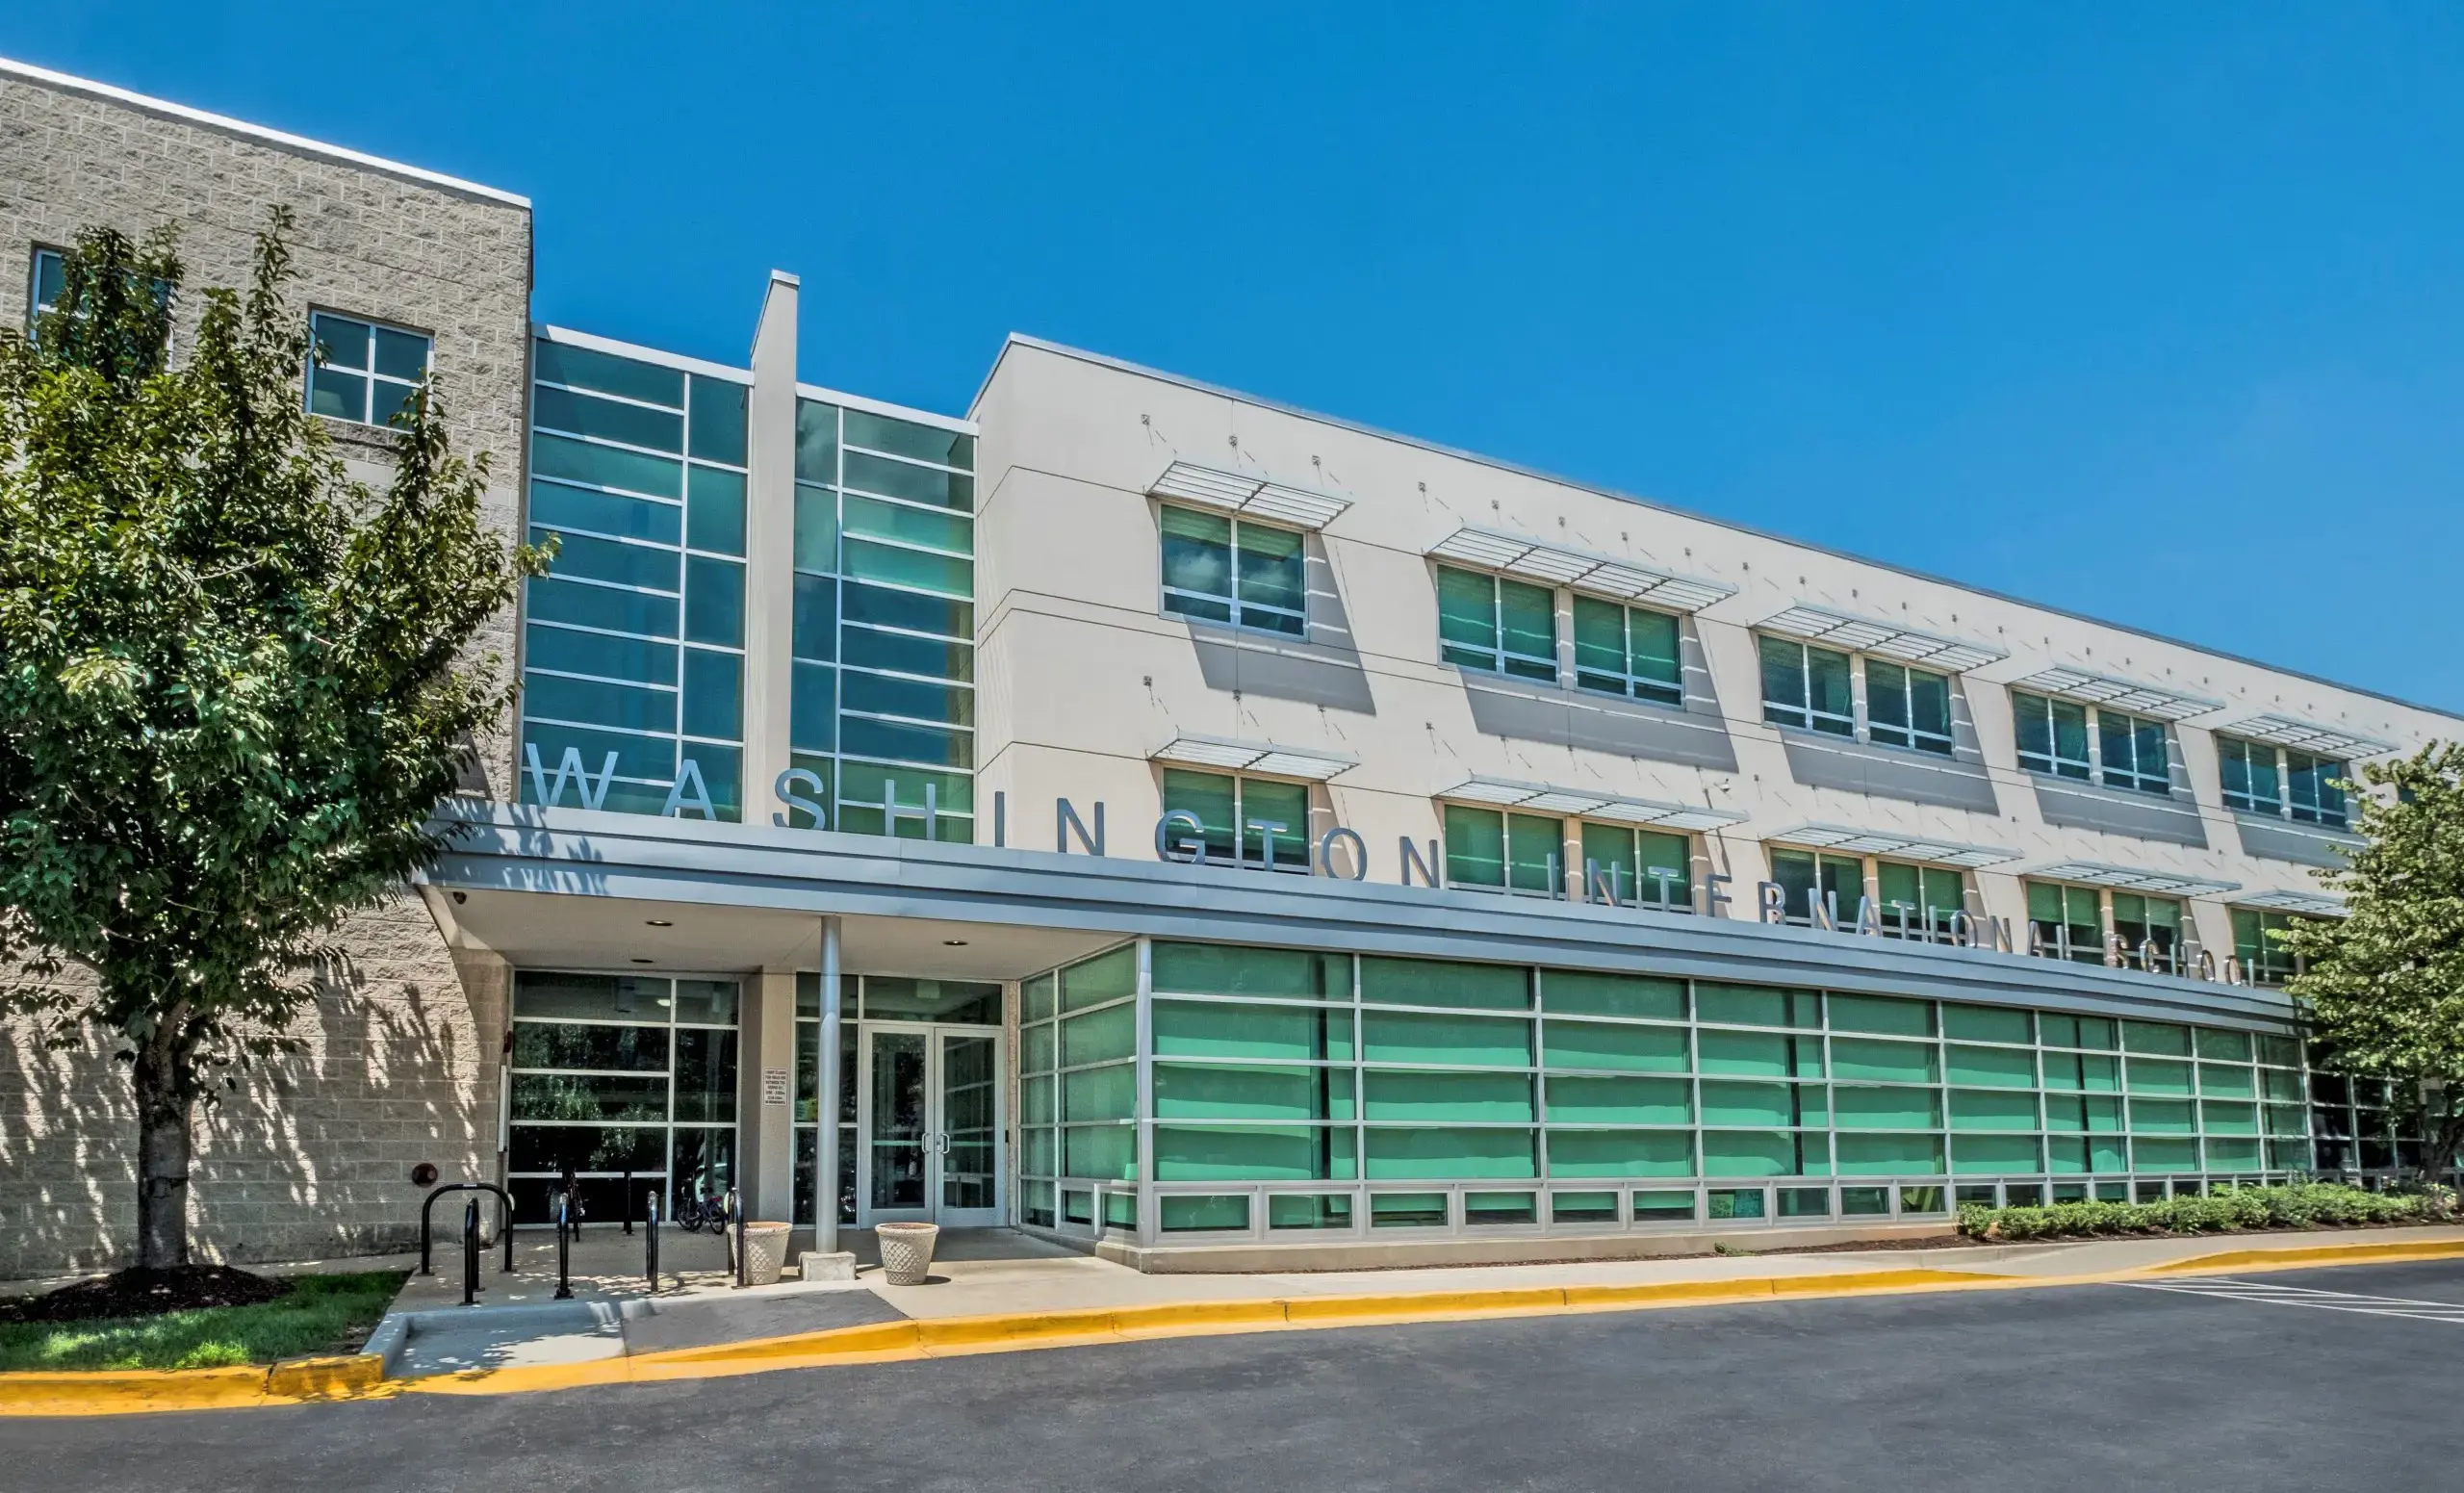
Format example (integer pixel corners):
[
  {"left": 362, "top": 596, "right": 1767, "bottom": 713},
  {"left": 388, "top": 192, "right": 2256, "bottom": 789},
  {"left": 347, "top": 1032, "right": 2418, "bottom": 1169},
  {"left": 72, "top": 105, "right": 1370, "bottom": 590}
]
[
  {"left": 553, "top": 1189, "right": 575, "bottom": 1300},
  {"left": 420, "top": 1182, "right": 516, "bottom": 1276},
  {"left": 460, "top": 1198, "right": 481, "bottom": 1306},
  {"left": 644, "top": 1189, "right": 662, "bottom": 1293}
]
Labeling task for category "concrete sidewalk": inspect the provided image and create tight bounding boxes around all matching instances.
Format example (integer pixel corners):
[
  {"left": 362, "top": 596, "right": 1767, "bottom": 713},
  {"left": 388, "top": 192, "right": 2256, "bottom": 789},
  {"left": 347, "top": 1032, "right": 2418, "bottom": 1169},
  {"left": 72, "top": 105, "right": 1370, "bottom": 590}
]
[{"left": 377, "top": 1220, "right": 2464, "bottom": 1379}]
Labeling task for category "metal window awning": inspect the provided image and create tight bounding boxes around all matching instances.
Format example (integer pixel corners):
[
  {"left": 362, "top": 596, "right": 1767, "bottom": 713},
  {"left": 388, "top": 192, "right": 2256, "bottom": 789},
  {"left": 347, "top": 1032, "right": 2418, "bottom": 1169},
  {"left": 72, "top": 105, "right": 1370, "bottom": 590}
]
[
  {"left": 2234, "top": 889, "right": 2347, "bottom": 918},
  {"left": 2009, "top": 668, "right": 2221, "bottom": 722},
  {"left": 1151, "top": 734, "right": 1358, "bottom": 782},
  {"left": 1440, "top": 775, "right": 1747, "bottom": 832},
  {"left": 1764, "top": 823, "right": 2019, "bottom": 869},
  {"left": 2027, "top": 861, "right": 2241, "bottom": 898},
  {"left": 2221, "top": 713, "right": 2397, "bottom": 759},
  {"left": 1756, "top": 605, "right": 2006, "bottom": 674},
  {"left": 1150, "top": 461, "right": 1352, "bottom": 529},
  {"left": 1427, "top": 527, "right": 1734, "bottom": 613}
]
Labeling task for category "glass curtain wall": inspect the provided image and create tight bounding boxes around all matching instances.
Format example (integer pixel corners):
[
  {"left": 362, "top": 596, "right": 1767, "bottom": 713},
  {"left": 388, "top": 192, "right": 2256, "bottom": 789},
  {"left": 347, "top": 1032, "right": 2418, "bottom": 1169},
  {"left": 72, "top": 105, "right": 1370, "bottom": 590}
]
[
  {"left": 506, "top": 971, "right": 740, "bottom": 1223},
  {"left": 1015, "top": 940, "right": 2312, "bottom": 1244},
  {"left": 784, "top": 399, "right": 977, "bottom": 841},
  {"left": 520, "top": 338, "right": 749, "bottom": 817}
]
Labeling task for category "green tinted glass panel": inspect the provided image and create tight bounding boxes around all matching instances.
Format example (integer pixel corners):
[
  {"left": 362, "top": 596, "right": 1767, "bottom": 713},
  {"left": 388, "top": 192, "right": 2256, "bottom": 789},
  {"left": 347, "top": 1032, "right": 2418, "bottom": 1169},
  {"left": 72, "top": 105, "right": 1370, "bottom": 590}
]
[
  {"left": 532, "top": 431, "right": 681, "bottom": 499},
  {"left": 1151, "top": 1000, "right": 1351, "bottom": 1062},
  {"left": 1360, "top": 1011, "right": 1531, "bottom": 1068},
  {"left": 1269, "top": 1195, "right": 1355, "bottom": 1229},
  {"left": 1835, "top": 1133, "right": 1946, "bottom": 1176},
  {"left": 1061, "top": 1005, "right": 1136, "bottom": 1068},
  {"left": 2131, "top": 1137, "right": 2199, "bottom": 1172},
  {"left": 1541, "top": 1019, "right": 1688, "bottom": 1073},
  {"left": 843, "top": 408, "right": 972, "bottom": 470},
  {"left": 2198, "top": 1063, "right": 2257, "bottom": 1098},
  {"left": 1155, "top": 1125, "right": 1353, "bottom": 1181},
  {"left": 1941, "top": 1004, "right": 2032, "bottom": 1044},
  {"left": 1702, "top": 1131, "right": 1826, "bottom": 1178},
  {"left": 1364, "top": 1128, "right": 1537, "bottom": 1179},
  {"left": 1948, "top": 1089, "right": 2039, "bottom": 1131},
  {"left": 2123, "top": 1020, "right": 2193, "bottom": 1057},
  {"left": 1946, "top": 1044, "right": 2036, "bottom": 1089},
  {"left": 2129, "top": 1098, "right": 2195, "bottom": 1135},
  {"left": 2194, "top": 1029, "right": 2254, "bottom": 1063},
  {"left": 2043, "top": 1094, "right": 2124, "bottom": 1133},
  {"left": 686, "top": 376, "right": 748, "bottom": 466},
  {"left": 1546, "top": 1130, "right": 1695, "bottom": 1178},
  {"left": 1831, "top": 1038, "right": 1939, "bottom": 1084},
  {"left": 1151, "top": 942, "right": 1348, "bottom": 1000},
  {"left": 1159, "top": 1195, "right": 1248, "bottom": 1231},
  {"left": 1062, "top": 946, "right": 1138, "bottom": 1011},
  {"left": 1699, "top": 1080, "right": 1811, "bottom": 1128},
  {"left": 1695, "top": 984, "right": 1818, "bottom": 1028},
  {"left": 1153, "top": 1063, "right": 1340, "bottom": 1121},
  {"left": 1696, "top": 1030, "right": 1822, "bottom": 1077},
  {"left": 1834, "top": 1086, "right": 1943, "bottom": 1130},
  {"left": 1547, "top": 1075, "right": 1692, "bottom": 1125},
  {"left": 535, "top": 340, "right": 683, "bottom": 406},
  {"left": 1359, "top": 958, "right": 1530, "bottom": 1011},
  {"left": 1363, "top": 1069, "right": 1533, "bottom": 1122},
  {"left": 1062, "top": 1124, "right": 1135, "bottom": 1181},
  {"left": 1540, "top": 971, "right": 1685, "bottom": 1020},
  {"left": 1828, "top": 994, "right": 1935, "bottom": 1038},
  {"left": 1951, "top": 1134, "right": 2042, "bottom": 1175},
  {"left": 2041, "top": 1051, "right": 2121, "bottom": 1093},
  {"left": 2125, "top": 1058, "right": 2194, "bottom": 1095},
  {"left": 1062, "top": 1063, "right": 1135, "bottom": 1122},
  {"left": 2200, "top": 1100, "right": 2259, "bottom": 1136}
]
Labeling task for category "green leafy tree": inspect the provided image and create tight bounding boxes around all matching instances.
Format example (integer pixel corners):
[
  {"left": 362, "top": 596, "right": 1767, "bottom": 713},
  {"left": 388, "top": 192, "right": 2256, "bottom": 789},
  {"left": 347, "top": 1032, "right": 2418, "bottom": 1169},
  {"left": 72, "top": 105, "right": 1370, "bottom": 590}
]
[
  {"left": 0, "top": 216, "right": 549, "bottom": 1270},
  {"left": 2280, "top": 743, "right": 2464, "bottom": 1187}
]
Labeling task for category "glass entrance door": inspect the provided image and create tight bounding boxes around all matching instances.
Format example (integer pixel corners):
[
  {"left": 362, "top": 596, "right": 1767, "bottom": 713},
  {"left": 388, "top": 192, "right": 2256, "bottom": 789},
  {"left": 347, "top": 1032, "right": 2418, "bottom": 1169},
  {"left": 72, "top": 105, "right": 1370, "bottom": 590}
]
[{"left": 859, "top": 1024, "right": 1005, "bottom": 1227}]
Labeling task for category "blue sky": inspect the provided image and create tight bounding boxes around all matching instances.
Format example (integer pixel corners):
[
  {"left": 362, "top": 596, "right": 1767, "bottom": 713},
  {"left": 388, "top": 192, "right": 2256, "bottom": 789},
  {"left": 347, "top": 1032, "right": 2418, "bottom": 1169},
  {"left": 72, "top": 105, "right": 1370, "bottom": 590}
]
[{"left": 11, "top": 5, "right": 2463, "bottom": 711}]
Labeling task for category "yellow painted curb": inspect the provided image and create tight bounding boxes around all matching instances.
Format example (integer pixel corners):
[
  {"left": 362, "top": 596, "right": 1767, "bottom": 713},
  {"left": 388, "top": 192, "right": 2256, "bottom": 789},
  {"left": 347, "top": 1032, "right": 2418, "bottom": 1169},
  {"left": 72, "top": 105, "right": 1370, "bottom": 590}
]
[
  {"left": 12, "top": 1231, "right": 2464, "bottom": 1415},
  {"left": 2146, "top": 1235, "right": 2464, "bottom": 1276}
]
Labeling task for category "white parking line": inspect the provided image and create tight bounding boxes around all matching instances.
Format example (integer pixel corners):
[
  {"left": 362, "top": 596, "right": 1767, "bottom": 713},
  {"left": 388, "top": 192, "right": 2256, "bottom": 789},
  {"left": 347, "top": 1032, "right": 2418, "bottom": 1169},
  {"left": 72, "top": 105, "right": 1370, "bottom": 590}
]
[{"left": 2123, "top": 1275, "right": 2464, "bottom": 1326}]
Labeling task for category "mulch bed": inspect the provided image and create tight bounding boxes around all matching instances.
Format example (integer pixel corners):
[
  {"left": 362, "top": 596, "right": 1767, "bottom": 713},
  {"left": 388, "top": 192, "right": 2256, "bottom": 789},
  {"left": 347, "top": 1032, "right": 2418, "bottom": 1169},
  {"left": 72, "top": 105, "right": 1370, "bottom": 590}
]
[{"left": 0, "top": 1266, "right": 286, "bottom": 1325}]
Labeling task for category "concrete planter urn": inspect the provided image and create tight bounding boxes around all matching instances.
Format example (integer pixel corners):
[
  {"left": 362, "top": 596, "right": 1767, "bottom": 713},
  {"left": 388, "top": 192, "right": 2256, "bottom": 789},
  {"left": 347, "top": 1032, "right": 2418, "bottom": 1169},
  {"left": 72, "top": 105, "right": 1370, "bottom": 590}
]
[
  {"left": 740, "top": 1222, "right": 793, "bottom": 1286},
  {"left": 875, "top": 1222, "right": 941, "bottom": 1285}
]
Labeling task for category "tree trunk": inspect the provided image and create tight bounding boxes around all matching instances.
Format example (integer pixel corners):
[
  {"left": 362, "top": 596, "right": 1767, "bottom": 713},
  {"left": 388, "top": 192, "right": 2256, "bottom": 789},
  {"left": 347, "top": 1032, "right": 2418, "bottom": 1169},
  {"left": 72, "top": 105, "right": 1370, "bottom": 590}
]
[{"left": 132, "top": 1040, "right": 193, "bottom": 1270}]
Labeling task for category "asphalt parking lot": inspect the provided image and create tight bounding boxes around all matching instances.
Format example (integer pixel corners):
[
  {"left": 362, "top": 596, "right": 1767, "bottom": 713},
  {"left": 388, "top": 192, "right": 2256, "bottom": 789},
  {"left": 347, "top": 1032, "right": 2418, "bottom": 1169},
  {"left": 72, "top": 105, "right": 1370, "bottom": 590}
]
[{"left": 15, "top": 1258, "right": 2464, "bottom": 1493}]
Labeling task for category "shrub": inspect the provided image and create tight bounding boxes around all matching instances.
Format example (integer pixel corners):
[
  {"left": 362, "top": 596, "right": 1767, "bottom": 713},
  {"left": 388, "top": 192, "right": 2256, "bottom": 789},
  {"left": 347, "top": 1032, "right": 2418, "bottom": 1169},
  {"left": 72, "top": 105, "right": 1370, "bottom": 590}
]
[{"left": 1957, "top": 1182, "right": 2440, "bottom": 1242}]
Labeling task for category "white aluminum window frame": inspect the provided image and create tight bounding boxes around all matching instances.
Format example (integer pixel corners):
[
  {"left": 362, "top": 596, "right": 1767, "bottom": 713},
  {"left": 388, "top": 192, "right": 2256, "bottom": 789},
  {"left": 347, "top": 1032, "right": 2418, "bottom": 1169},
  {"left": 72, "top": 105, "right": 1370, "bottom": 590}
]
[
  {"left": 306, "top": 308, "right": 431, "bottom": 427},
  {"left": 1158, "top": 503, "right": 1307, "bottom": 638}
]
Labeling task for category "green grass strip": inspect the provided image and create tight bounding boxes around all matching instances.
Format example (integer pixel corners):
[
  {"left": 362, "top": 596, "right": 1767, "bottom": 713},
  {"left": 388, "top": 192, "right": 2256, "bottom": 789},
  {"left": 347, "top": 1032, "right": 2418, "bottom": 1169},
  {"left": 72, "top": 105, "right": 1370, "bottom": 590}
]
[{"left": 0, "top": 1272, "right": 406, "bottom": 1373}]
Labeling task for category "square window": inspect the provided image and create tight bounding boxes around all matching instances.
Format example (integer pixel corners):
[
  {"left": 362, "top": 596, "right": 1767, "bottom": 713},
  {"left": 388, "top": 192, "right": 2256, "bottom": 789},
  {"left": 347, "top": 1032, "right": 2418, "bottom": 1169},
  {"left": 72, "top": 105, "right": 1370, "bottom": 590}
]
[{"left": 306, "top": 310, "right": 429, "bottom": 426}]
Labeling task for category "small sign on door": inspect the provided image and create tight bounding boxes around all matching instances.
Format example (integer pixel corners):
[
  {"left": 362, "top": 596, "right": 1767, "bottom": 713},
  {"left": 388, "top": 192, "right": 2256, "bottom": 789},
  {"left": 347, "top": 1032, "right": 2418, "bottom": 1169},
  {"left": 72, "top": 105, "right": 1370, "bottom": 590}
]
[{"left": 761, "top": 1067, "right": 789, "bottom": 1106}]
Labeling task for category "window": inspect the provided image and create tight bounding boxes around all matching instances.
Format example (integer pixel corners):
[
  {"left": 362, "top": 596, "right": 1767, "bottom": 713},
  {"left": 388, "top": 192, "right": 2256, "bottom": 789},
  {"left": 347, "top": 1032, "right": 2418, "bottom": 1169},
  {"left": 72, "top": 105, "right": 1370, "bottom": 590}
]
[
  {"left": 1758, "top": 637, "right": 1854, "bottom": 736},
  {"left": 1437, "top": 566, "right": 1557, "bottom": 681},
  {"left": 1875, "top": 862, "right": 1965, "bottom": 940},
  {"left": 1160, "top": 768, "right": 1310, "bottom": 872},
  {"left": 1159, "top": 505, "right": 1305, "bottom": 636},
  {"left": 2218, "top": 737, "right": 2283, "bottom": 815},
  {"left": 2026, "top": 882, "right": 2107, "bottom": 965},
  {"left": 2013, "top": 692, "right": 2092, "bottom": 780},
  {"left": 1864, "top": 661, "right": 1955, "bottom": 756},
  {"left": 1578, "top": 823, "right": 1693, "bottom": 911},
  {"left": 2015, "top": 691, "right": 2169, "bottom": 796},
  {"left": 1768, "top": 849, "right": 1860, "bottom": 926},
  {"left": 1572, "top": 596, "right": 1682, "bottom": 706},
  {"left": 306, "top": 310, "right": 429, "bottom": 426},
  {"left": 1443, "top": 804, "right": 1564, "bottom": 895},
  {"left": 28, "top": 246, "right": 65, "bottom": 322},
  {"left": 2285, "top": 751, "right": 2348, "bottom": 829},
  {"left": 2110, "top": 893, "right": 2183, "bottom": 973},
  {"left": 2231, "top": 910, "right": 2306, "bottom": 987},
  {"left": 2098, "top": 710, "right": 2170, "bottom": 796},
  {"left": 2218, "top": 736, "right": 2347, "bottom": 831}
]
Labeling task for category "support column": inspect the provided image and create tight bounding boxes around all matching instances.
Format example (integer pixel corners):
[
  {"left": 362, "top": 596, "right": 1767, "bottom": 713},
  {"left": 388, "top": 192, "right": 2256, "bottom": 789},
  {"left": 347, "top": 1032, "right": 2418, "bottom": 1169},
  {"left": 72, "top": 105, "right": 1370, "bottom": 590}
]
[
  {"left": 816, "top": 915, "right": 845, "bottom": 1255},
  {"left": 745, "top": 969, "right": 797, "bottom": 1223},
  {"left": 741, "top": 270, "right": 799, "bottom": 825}
]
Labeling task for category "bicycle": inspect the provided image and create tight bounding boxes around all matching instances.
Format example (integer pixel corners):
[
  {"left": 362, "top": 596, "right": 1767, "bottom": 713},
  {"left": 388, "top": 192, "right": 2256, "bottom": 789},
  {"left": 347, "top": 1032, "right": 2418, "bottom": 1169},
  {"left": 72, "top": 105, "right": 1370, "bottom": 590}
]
[{"left": 673, "top": 1179, "right": 732, "bottom": 1233}]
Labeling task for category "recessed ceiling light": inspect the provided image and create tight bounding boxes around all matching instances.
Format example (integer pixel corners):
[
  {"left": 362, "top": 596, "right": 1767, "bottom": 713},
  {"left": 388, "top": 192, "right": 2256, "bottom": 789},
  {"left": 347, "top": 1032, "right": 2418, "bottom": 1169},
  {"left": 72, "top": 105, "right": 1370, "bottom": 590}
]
[
  {"left": 645, "top": 919, "right": 673, "bottom": 927},
  {"left": 942, "top": 940, "right": 968, "bottom": 947},
  {"left": 629, "top": 957, "right": 654, "bottom": 965}
]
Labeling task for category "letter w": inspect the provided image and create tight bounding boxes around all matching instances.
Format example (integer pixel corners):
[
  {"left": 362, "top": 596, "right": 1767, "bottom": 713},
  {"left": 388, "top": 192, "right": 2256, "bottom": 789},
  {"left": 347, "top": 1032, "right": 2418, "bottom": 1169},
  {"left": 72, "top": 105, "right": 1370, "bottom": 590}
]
[{"left": 524, "top": 744, "right": 617, "bottom": 811}]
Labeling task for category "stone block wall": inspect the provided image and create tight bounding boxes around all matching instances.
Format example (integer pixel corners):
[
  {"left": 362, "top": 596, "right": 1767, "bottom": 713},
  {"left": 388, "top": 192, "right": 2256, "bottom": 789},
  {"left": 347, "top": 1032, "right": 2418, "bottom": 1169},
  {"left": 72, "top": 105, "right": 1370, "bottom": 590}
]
[{"left": 0, "top": 64, "right": 532, "bottom": 1276}]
